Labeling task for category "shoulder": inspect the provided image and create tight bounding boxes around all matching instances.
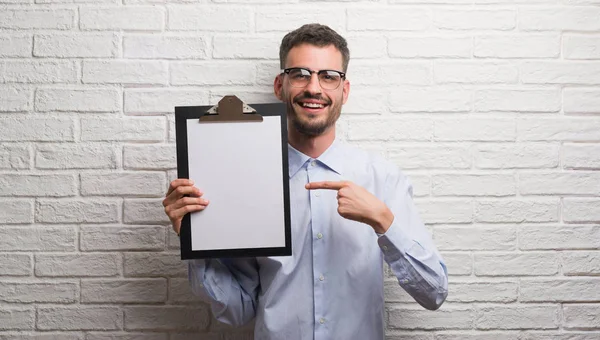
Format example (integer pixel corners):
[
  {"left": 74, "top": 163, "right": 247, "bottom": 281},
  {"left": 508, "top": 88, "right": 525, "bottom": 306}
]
[{"left": 337, "top": 142, "right": 406, "bottom": 181}]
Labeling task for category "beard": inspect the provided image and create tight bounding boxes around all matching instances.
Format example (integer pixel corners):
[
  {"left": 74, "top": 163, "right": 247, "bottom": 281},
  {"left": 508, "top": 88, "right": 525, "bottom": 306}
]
[{"left": 285, "top": 90, "right": 342, "bottom": 137}]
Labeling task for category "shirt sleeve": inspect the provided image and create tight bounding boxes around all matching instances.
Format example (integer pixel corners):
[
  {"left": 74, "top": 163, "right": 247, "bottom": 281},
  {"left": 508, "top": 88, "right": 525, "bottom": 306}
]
[
  {"left": 188, "top": 257, "right": 260, "bottom": 326},
  {"left": 377, "top": 167, "right": 448, "bottom": 310}
]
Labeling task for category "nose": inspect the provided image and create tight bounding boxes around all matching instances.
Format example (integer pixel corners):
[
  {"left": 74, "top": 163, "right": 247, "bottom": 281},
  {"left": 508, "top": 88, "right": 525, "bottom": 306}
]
[{"left": 304, "top": 72, "right": 322, "bottom": 94}]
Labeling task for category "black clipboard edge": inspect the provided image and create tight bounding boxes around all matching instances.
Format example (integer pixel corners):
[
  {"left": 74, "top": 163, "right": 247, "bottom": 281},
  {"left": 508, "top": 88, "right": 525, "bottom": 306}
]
[{"left": 175, "top": 102, "right": 292, "bottom": 260}]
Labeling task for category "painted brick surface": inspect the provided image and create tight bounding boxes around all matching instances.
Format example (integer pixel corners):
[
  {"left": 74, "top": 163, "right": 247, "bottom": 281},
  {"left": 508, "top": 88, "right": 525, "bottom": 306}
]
[{"left": 1, "top": 2, "right": 599, "bottom": 338}]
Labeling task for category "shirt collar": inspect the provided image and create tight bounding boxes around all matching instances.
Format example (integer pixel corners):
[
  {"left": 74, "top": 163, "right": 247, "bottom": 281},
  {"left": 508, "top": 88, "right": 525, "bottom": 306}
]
[{"left": 287, "top": 139, "right": 346, "bottom": 178}]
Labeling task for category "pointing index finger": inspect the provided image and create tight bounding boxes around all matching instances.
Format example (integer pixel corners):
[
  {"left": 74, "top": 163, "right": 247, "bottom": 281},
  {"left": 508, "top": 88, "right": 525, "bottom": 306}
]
[{"left": 306, "top": 181, "right": 347, "bottom": 190}]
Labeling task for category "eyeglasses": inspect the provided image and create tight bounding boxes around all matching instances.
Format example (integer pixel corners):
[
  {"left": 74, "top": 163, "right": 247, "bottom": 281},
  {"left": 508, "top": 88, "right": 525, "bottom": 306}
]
[{"left": 281, "top": 67, "right": 346, "bottom": 90}]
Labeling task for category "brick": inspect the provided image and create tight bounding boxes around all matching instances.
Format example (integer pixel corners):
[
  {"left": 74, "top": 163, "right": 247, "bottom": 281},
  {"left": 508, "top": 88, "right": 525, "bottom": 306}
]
[
  {"left": 37, "top": 307, "right": 121, "bottom": 330},
  {"left": 564, "top": 88, "right": 600, "bottom": 114},
  {"left": 563, "top": 198, "right": 600, "bottom": 223},
  {"left": 435, "top": 333, "right": 519, "bottom": 340},
  {"left": 1, "top": 60, "right": 76, "bottom": 84},
  {"left": 389, "top": 87, "right": 471, "bottom": 113},
  {"left": 447, "top": 280, "right": 518, "bottom": 303},
  {"left": 36, "top": 88, "right": 121, "bottom": 112},
  {"left": 388, "top": 307, "right": 473, "bottom": 330},
  {"left": 0, "top": 253, "right": 31, "bottom": 276},
  {"left": 434, "top": 9, "right": 514, "bottom": 30},
  {"left": 520, "top": 172, "right": 600, "bottom": 195},
  {"left": 124, "top": 252, "right": 187, "bottom": 277},
  {"left": 0, "top": 308, "right": 34, "bottom": 330},
  {"left": 168, "top": 278, "right": 202, "bottom": 304},
  {"left": 474, "top": 199, "right": 559, "bottom": 223},
  {"left": 0, "top": 118, "right": 73, "bottom": 142},
  {"left": 36, "top": 144, "right": 116, "bottom": 170},
  {"left": 0, "top": 334, "right": 82, "bottom": 340},
  {"left": 125, "top": 89, "right": 209, "bottom": 114},
  {"left": 564, "top": 304, "right": 600, "bottom": 329},
  {"left": 389, "top": 145, "right": 471, "bottom": 169},
  {"left": 433, "top": 174, "right": 516, "bottom": 197},
  {"left": 124, "top": 34, "right": 207, "bottom": 59},
  {"left": 0, "top": 34, "right": 31, "bottom": 57},
  {"left": 124, "top": 306, "right": 209, "bottom": 331},
  {"left": 475, "top": 305, "right": 558, "bottom": 330},
  {"left": 36, "top": 199, "right": 120, "bottom": 224},
  {"left": 123, "top": 144, "right": 176, "bottom": 170},
  {"left": 563, "top": 252, "right": 600, "bottom": 276},
  {"left": 256, "top": 8, "right": 343, "bottom": 32},
  {"left": 0, "top": 281, "right": 77, "bottom": 303},
  {"left": 474, "top": 252, "right": 558, "bottom": 276},
  {"left": 0, "top": 199, "right": 33, "bottom": 224},
  {"left": 255, "top": 61, "right": 280, "bottom": 85},
  {"left": 474, "top": 34, "right": 559, "bottom": 58},
  {"left": 81, "top": 117, "right": 165, "bottom": 142},
  {"left": 564, "top": 144, "right": 600, "bottom": 170},
  {"left": 348, "top": 118, "right": 432, "bottom": 141},
  {"left": 170, "top": 62, "right": 255, "bottom": 85},
  {"left": 82, "top": 279, "right": 167, "bottom": 303},
  {"left": 408, "top": 175, "right": 430, "bottom": 198},
  {"left": 0, "top": 144, "right": 30, "bottom": 169},
  {"left": 86, "top": 334, "right": 167, "bottom": 340},
  {"left": 81, "top": 172, "right": 165, "bottom": 197},
  {"left": 388, "top": 36, "right": 471, "bottom": 58},
  {"left": 0, "top": 9, "right": 74, "bottom": 29},
  {"left": 34, "top": 33, "right": 118, "bottom": 57},
  {"left": 213, "top": 36, "right": 278, "bottom": 59},
  {"left": 520, "top": 7, "right": 600, "bottom": 31},
  {"left": 81, "top": 7, "right": 164, "bottom": 31},
  {"left": 0, "top": 174, "right": 76, "bottom": 197},
  {"left": 350, "top": 62, "right": 431, "bottom": 85},
  {"left": 434, "top": 118, "right": 515, "bottom": 141},
  {"left": 0, "top": 86, "right": 32, "bottom": 112},
  {"left": 36, "top": 253, "right": 120, "bottom": 277},
  {"left": 440, "top": 252, "right": 472, "bottom": 276},
  {"left": 80, "top": 225, "right": 165, "bottom": 251},
  {"left": 520, "top": 278, "right": 600, "bottom": 302},
  {"left": 435, "top": 62, "right": 518, "bottom": 84},
  {"left": 564, "top": 34, "right": 600, "bottom": 60},
  {"left": 518, "top": 118, "right": 600, "bottom": 141},
  {"left": 168, "top": 6, "right": 250, "bottom": 31},
  {"left": 434, "top": 226, "right": 516, "bottom": 251},
  {"left": 124, "top": 199, "right": 170, "bottom": 224},
  {"left": 346, "top": 35, "right": 387, "bottom": 59},
  {"left": 474, "top": 143, "right": 559, "bottom": 169},
  {"left": 521, "top": 62, "right": 600, "bottom": 85},
  {"left": 474, "top": 88, "right": 560, "bottom": 112},
  {"left": 84, "top": 60, "right": 167, "bottom": 85},
  {"left": 414, "top": 200, "right": 473, "bottom": 224},
  {"left": 519, "top": 225, "right": 600, "bottom": 250},
  {"left": 348, "top": 8, "right": 430, "bottom": 31},
  {"left": 0, "top": 226, "right": 76, "bottom": 251},
  {"left": 520, "top": 333, "right": 599, "bottom": 340}
]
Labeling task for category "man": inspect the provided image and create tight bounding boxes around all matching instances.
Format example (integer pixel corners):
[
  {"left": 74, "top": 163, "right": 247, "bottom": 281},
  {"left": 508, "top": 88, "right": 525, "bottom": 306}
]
[{"left": 163, "top": 24, "right": 448, "bottom": 339}]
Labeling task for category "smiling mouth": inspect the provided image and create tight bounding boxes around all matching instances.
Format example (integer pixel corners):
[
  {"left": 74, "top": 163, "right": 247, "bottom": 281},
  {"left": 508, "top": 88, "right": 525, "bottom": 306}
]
[{"left": 299, "top": 102, "right": 326, "bottom": 109}]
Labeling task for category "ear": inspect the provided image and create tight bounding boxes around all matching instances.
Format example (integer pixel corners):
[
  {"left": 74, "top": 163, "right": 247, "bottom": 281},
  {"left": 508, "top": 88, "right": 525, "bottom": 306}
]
[
  {"left": 342, "top": 78, "right": 350, "bottom": 105},
  {"left": 273, "top": 74, "right": 284, "bottom": 101}
]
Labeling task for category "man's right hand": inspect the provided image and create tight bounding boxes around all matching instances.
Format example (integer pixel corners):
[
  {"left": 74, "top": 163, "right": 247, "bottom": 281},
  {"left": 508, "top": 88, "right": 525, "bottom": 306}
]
[{"left": 162, "top": 179, "right": 210, "bottom": 236}]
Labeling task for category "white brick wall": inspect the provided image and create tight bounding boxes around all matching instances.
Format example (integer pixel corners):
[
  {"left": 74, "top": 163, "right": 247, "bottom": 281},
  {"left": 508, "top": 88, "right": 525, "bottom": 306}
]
[{"left": 0, "top": 0, "right": 599, "bottom": 338}]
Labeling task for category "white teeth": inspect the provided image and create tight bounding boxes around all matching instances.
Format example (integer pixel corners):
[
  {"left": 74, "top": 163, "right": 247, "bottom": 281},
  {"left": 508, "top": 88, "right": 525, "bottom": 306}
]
[{"left": 301, "top": 102, "right": 325, "bottom": 109}]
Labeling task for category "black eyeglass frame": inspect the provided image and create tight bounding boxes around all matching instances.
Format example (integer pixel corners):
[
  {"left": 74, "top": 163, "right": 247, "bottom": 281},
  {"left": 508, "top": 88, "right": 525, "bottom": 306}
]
[{"left": 280, "top": 67, "right": 347, "bottom": 90}]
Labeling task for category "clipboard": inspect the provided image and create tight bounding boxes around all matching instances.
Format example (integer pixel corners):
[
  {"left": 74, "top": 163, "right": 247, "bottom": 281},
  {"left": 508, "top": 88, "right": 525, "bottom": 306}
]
[{"left": 175, "top": 95, "right": 292, "bottom": 260}]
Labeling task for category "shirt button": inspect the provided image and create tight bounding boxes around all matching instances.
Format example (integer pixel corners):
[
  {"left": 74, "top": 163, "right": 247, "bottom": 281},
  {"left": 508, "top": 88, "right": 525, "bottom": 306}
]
[
  {"left": 382, "top": 245, "right": 388, "bottom": 251},
  {"left": 319, "top": 274, "right": 325, "bottom": 281},
  {"left": 317, "top": 233, "right": 323, "bottom": 239},
  {"left": 311, "top": 161, "right": 317, "bottom": 167},
  {"left": 319, "top": 318, "right": 326, "bottom": 324},
  {"left": 315, "top": 192, "right": 321, "bottom": 197}
]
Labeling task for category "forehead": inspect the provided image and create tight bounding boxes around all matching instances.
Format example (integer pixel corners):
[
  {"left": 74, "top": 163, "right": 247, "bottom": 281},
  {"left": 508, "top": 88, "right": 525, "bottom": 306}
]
[{"left": 285, "top": 44, "right": 343, "bottom": 71}]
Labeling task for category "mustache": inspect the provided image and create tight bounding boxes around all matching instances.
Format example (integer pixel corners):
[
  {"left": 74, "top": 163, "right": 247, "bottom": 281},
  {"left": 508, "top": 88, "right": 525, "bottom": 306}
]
[{"left": 293, "top": 92, "right": 331, "bottom": 105}]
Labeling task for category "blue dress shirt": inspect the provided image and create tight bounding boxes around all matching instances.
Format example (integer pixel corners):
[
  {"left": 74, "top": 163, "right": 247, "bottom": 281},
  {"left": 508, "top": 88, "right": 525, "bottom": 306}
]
[{"left": 188, "top": 139, "right": 448, "bottom": 340}]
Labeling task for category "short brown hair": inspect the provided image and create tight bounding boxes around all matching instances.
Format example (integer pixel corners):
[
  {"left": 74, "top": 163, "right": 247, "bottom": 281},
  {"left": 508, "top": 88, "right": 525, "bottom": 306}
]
[{"left": 279, "top": 23, "right": 350, "bottom": 72}]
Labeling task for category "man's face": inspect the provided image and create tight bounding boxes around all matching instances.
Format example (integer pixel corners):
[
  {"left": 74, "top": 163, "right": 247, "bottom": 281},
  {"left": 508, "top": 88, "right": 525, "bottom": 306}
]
[{"left": 274, "top": 44, "right": 350, "bottom": 137}]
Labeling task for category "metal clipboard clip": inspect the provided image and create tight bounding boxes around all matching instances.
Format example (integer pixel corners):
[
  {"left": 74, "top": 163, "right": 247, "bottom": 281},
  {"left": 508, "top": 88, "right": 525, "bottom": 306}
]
[{"left": 199, "top": 95, "right": 263, "bottom": 123}]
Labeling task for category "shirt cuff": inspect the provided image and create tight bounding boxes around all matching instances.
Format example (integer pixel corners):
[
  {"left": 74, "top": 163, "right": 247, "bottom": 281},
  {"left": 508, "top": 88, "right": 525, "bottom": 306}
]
[{"left": 377, "top": 217, "right": 417, "bottom": 262}]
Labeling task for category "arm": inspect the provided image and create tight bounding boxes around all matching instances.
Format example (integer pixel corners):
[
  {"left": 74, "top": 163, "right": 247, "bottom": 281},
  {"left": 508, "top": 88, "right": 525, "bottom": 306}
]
[
  {"left": 188, "top": 257, "right": 260, "bottom": 326},
  {"left": 378, "top": 170, "right": 448, "bottom": 310}
]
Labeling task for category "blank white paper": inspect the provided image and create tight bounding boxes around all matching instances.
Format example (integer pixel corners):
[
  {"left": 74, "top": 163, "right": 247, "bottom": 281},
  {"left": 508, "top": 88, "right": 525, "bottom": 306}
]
[{"left": 187, "top": 116, "right": 286, "bottom": 251}]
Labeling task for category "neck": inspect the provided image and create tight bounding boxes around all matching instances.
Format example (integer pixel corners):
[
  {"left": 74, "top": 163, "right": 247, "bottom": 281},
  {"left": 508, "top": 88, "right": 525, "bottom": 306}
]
[{"left": 287, "top": 124, "right": 336, "bottom": 159}]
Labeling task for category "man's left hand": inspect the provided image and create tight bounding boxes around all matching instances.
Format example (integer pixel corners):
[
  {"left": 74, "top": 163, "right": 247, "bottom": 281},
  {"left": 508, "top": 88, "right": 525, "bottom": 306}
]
[{"left": 306, "top": 181, "right": 394, "bottom": 234}]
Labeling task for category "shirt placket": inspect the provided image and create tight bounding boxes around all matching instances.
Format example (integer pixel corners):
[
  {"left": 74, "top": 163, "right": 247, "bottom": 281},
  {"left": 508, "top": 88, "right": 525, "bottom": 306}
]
[{"left": 307, "top": 159, "right": 328, "bottom": 340}]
